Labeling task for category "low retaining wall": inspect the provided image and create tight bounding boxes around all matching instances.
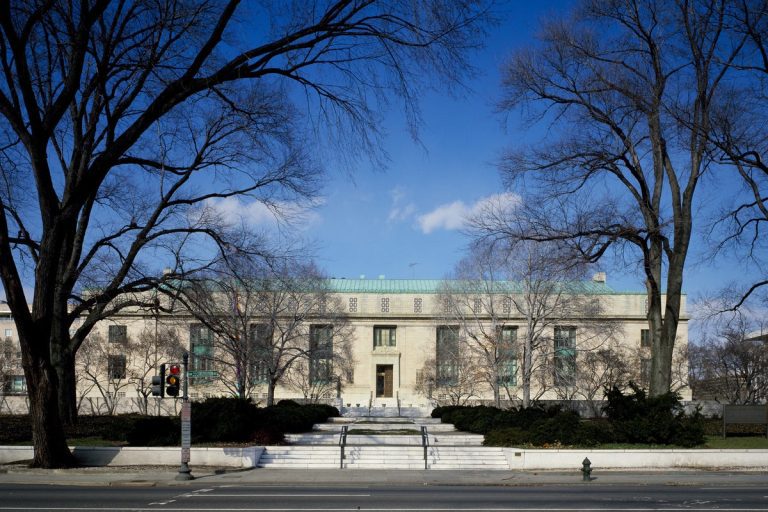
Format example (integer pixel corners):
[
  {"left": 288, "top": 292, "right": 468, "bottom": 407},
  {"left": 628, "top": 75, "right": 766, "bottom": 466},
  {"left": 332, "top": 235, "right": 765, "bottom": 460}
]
[
  {"left": 0, "top": 446, "right": 263, "bottom": 468},
  {"left": 504, "top": 448, "right": 768, "bottom": 470},
  {"left": 2, "top": 446, "right": 766, "bottom": 470}
]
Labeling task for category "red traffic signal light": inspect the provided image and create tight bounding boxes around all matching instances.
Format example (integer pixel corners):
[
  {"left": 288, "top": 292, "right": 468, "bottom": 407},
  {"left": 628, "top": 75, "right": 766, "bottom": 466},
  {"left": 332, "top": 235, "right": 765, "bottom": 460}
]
[{"left": 165, "top": 363, "right": 181, "bottom": 397}]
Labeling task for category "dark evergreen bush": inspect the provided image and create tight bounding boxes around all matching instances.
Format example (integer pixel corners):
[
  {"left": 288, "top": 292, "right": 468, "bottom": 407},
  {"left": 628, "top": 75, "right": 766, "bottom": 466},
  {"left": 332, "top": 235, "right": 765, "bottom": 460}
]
[
  {"left": 0, "top": 415, "right": 32, "bottom": 443},
  {"left": 483, "top": 427, "right": 529, "bottom": 446},
  {"left": 191, "top": 397, "right": 260, "bottom": 443},
  {"left": 276, "top": 399, "right": 302, "bottom": 407},
  {"left": 431, "top": 405, "right": 463, "bottom": 419},
  {"left": 126, "top": 416, "right": 180, "bottom": 446},
  {"left": 604, "top": 384, "right": 704, "bottom": 447}
]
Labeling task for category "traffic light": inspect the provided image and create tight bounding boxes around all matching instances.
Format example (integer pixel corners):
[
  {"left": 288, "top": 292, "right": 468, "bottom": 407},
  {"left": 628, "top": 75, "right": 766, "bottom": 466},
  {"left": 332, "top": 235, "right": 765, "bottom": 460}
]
[
  {"left": 166, "top": 363, "right": 181, "bottom": 397},
  {"left": 151, "top": 364, "right": 165, "bottom": 397}
]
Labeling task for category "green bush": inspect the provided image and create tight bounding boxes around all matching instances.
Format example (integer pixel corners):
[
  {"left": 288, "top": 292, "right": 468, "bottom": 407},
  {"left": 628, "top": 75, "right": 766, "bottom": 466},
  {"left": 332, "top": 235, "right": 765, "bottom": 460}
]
[
  {"left": 0, "top": 415, "right": 32, "bottom": 443},
  {"left": 604, "top": 384, "right": 704, "bottom": 447},
  {"left": 483, "top": 427, "right": 529, "bottom": 446},
  {"left": 126, "top": 416, "right": 180, "bottom": 446},
  {"left": 192, "top": 397, "right": 260, "bottom": 443},
  {"left": 482, "top": 411, "right": 609, "bottom": 447},
  {"left": 276, "top": 399, "right": 302, "bottom": 407},
  {"left": 431, "top": 405, "right": 463, "bottom": 419}
]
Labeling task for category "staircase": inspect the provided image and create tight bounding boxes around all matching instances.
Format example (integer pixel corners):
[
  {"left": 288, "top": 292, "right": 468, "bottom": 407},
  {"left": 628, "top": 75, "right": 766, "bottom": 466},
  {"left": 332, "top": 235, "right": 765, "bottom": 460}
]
[{"left": 257, "top": 411, "right": 510, "bottom": 470}]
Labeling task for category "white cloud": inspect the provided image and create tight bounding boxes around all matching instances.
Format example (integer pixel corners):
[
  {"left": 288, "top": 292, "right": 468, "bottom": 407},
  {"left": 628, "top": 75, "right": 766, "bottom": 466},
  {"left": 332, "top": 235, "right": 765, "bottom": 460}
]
[
  {"left": 417, "top": 192, "right": 521, "bottom": 234},
  {"left": 200, "top": 196, "right": 322, "bottom": 230},
  {"left": 387, "top": 187, "right": 417, "bottom": 224}
]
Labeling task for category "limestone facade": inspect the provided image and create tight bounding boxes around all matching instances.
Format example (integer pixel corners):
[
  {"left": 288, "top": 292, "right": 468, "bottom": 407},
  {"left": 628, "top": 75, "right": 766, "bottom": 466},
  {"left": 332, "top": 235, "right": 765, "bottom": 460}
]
[{"left": 0, "top": 275, "right": 691, "bottom": 414}]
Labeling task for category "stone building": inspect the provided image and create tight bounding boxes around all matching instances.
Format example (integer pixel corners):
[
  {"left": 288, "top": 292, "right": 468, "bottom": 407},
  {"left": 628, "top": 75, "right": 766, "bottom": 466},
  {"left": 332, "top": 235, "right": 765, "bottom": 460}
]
[{"left": 0, "top": 274, "right": 690, "bottom": 415}]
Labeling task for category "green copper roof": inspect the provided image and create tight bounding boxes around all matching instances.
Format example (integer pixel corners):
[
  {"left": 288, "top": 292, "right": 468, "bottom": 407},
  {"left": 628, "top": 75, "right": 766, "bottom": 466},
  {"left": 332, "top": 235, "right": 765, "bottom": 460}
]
[{"left": 326, "top": 278, "right": 619, "bottom": 294}]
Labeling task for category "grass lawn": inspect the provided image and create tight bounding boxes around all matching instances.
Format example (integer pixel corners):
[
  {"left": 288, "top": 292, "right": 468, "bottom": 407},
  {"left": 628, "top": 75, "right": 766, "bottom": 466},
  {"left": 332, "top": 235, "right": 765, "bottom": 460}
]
[
  {"left": 701, "top": 436, "right": 768, "bottom": 449},
  {"left": 594, "top": 436, "right": 768, "bottom": 450}
]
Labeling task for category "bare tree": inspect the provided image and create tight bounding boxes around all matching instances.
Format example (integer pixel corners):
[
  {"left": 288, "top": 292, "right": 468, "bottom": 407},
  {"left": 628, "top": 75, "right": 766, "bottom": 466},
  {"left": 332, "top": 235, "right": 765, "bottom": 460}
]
[
  {"left": 574, "top": 345, "right": 632, "bottom": 417},
  {"left": 479, "top": 0, "right": 748, "bottom": 398},
  {"left": 417, "top": 350, "right": 480, "bottom": 407},
  {"left": 129, "top": 323, "right": 185, "bottom": 415},
  {"left": 0, "top": 0, "right": 491, "bottom": 466},
  {"left": 75, "top": 331, "right": 134, "bottom": 415},
  {"left": 181, "top": 260, "right": 351, "bottom": 405},
  {"left": 284, "top": 323, "right": 356, "bottom": 403},
  {"left": 444, "top": 240, "right": 616, "bottom": 408},
  {"left": 705, "top": 2, "right": 768, "bottom": 310},
  {"left": 689, "top": 317, "right": 768, "bottom": 404}
]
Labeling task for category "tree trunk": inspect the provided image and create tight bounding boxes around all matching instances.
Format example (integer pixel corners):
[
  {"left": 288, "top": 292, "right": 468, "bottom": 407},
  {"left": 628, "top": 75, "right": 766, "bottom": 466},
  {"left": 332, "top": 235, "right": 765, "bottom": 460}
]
[
  {"left": 52, "top": 347, "right": 78, "bottom": 425},
  {"left": 522, "top": 335, "right": 533, "bottom": 408},
  {"left": 267, "top": 379, "right": 276, "bottom": 406},
  {"left": 26, "top": 360, "right": 75, "bottom": 468}
]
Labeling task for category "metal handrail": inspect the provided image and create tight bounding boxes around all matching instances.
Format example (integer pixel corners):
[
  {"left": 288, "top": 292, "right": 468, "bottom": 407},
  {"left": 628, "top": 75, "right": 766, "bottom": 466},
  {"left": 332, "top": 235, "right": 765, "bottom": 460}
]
[
  {"left": 420, "top": 425, "right": 429, "bottom": 470},
  {"left": 338, "top": 425, "right": 349, "bottom": 469}
]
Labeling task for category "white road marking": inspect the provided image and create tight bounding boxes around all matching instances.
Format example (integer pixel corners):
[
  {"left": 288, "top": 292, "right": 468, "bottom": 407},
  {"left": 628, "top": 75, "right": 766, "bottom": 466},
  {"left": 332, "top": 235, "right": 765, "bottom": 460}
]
[{"left": 187, "top": 493, "right": 372, "bottom": 497}]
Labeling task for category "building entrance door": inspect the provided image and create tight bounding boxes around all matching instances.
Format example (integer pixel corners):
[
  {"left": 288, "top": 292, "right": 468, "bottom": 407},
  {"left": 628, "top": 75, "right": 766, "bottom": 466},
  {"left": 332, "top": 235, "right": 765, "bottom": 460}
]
[{"left": 375, "top": 364, "right": 394, "bottom": 398}]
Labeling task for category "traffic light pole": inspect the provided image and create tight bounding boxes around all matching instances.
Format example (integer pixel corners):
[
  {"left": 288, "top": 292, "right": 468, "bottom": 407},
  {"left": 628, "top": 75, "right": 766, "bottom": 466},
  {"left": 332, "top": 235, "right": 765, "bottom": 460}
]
[{"left": 176, "top": 352, "right": 193, "bottom": 481}]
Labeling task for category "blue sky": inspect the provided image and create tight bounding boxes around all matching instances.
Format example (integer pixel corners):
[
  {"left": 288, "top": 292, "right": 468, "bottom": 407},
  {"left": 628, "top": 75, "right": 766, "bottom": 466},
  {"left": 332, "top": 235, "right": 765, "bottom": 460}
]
[
  {"left": 296, "top": 0, "right": 748, "bottom": 304},
  {"left": 3, "top": 1, "right": 749, "bottom": 310},
  {"left": 309, "top": 2, "right": 563, "bottom": 281}
]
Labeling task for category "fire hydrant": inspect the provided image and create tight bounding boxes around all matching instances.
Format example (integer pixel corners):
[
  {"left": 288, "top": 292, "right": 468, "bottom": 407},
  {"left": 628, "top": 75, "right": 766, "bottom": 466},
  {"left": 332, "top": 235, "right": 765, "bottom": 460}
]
[{"left": 581, "top": 457, "right": 592, "bottom": 482}]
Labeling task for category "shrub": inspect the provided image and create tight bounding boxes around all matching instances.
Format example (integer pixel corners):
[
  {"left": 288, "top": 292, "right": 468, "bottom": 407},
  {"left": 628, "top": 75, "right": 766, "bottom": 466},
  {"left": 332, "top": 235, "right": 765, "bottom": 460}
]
[
  {"left": 604, "top": 384, "right": 705, "bottom": 447},
  {"left": 484, "top": 427, "right": 529, "bottom": 446},
  {"left": 126, "top": 416, "right": 180, "bottom": 446},
  {"left": 276, "top": 399, "right": 302, "bottom": 408},
  {"left": 431, "top": 405, "right": 463, "bottom": 419},
  {"left": 192, "top": 397, "right": 260, "bottom": 443},
  {"left": 251, "top": 427, "right": 285, "bottom": 445},
  {"left": 0, "top": 415, "right": 32, "bottom": 443}
]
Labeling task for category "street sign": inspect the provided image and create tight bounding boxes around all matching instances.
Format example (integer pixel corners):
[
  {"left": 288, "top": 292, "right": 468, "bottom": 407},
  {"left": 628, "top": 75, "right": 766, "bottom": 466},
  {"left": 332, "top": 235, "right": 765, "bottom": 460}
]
[{"left": 186, "top": 370, "right": 218, "bottom": 378}]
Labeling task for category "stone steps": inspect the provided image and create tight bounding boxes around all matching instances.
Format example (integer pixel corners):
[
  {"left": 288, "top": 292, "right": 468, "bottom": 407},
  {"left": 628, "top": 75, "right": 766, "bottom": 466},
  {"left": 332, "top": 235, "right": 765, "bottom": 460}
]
[
  {"left": 285, "top": 433, "right": 484, "bottom": 446},
  {"left": 327, "top": 416, "right": 442, "bottom": 424},
  {"left": 257, "top": 445, "right": 509, "bottom": 470},
  {"left": 257, "top": 415, "right": 505, "bottom": 470},
  {"left": 313, "top": 424, "right": 454, "bottom": 432}
]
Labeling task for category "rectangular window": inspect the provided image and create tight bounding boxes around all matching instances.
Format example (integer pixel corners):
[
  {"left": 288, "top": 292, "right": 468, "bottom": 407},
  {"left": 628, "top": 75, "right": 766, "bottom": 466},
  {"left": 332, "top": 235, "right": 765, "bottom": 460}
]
[
  {"left": 373, "top": 325, "right": 396, "bottom": 347},
  {"left": 349, "top": 297, "right": 358, "bottom": 313},
  {"left": 108, "top": 354, "right": 127, "bottom": 379},
  {"left": 190, "top": 324, "right": 215, "bottom": 383},
  {"left": 414, "top": 297, "right": 422, "bottom": 313},
  {"left": 381, "top": 297, "right": 390, "bottom": 313},
  {"left": 554, "top": 326, "right": 576, "bottom": 386},
  {"left": 640, "top": 329, "right": 651, "bottom": 348},
  {"left": 3, "top": 375, "right": 26, "bottom": 394},
  {"left": 310, "top": 325, "right": 333, "bottom": 384},
  {"left": 436, "top": 326, "right": 459, "bottom": 386},
  {"left": 249, "top": 323, "right": 272, "bottom": 384},
  {"left": 497, "top": 326, "right": 518, "bottom": 386},
  {"left": 108, "top": 325, "right": 127, "bottom": 344},
  {"left": 473, "top": 299, "right": 482, "bottom": 314},
  {"left": 3, "top": 329, "right": 11, "bottom": 338}
]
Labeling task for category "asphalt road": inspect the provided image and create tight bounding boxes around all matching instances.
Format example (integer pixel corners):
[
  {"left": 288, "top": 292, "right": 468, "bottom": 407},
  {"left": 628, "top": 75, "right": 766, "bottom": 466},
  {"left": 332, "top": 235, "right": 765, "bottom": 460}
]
[{"left": 0, "top": 483, "right": 767, "bottom": 511}]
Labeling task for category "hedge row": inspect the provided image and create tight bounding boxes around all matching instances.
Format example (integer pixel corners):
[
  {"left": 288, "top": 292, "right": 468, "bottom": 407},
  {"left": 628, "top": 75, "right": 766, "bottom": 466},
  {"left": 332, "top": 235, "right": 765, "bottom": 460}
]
[
  {"left": 434, "top": 385, "right": 705, "bottom": 448},
  {"left": 0, "top": 399, "right": 339, "bottom": 446}
]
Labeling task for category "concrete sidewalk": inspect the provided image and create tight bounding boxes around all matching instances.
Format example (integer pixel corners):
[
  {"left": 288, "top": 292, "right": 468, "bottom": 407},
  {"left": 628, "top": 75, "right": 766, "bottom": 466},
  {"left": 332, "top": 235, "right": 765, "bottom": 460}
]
[{"left": 0, "top": 465, "right": 765, "bottom": 488}]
